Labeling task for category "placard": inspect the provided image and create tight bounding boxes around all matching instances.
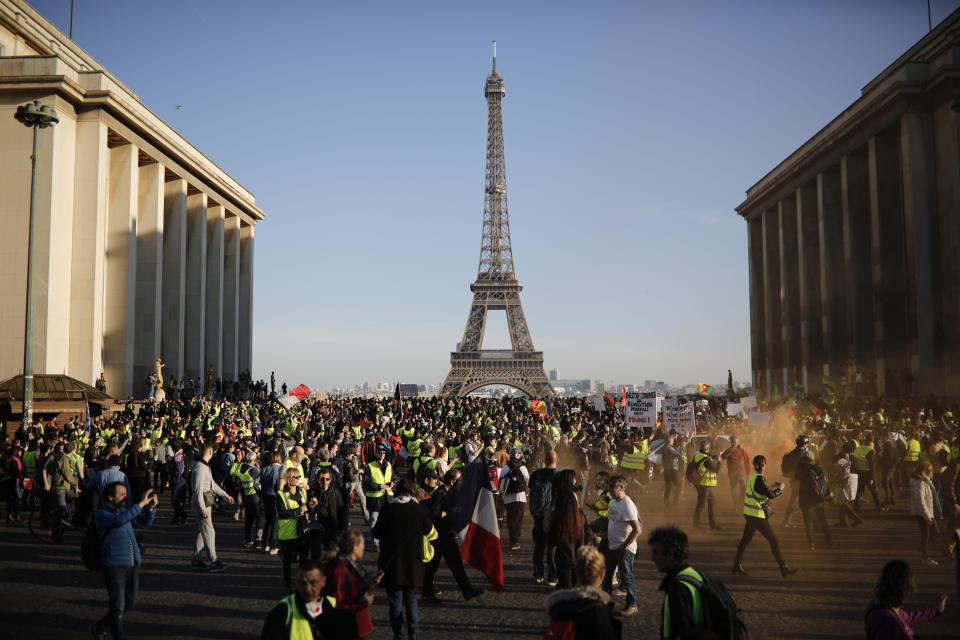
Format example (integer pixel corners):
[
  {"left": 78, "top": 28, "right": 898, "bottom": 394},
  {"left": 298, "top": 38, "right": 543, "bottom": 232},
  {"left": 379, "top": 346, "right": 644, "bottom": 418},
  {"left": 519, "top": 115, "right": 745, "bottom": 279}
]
[
  {"left": 664, "top": 402, "right": 696, "bottom": 435},
  {"left": 624, "top": 391, "right": 658, "bottom": 428}
]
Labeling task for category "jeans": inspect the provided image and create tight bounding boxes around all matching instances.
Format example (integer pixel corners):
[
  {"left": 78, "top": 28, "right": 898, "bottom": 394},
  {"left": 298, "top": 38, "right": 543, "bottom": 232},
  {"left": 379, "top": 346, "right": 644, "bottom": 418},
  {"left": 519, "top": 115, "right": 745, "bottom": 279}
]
[
  {"left": 854, "top": 470, "right": 882, "bottom": 512},
  {"left": 532, "top": 517, "right": 556, "bottom": 581},
  {"left": 801, "top": 504, "right": 832, "bottom": 546},
  {"left": 662, "top": 470, "right": 681, "bottom": 507},
  {"left": 387, "top": 586, "right": 419, "bottom": 640},
  {"left": 693, "top": 485, "right": 717, "bottom": 528},
  {"left": 602, "top": 546, "right": 637, "bottom": 608},
  {"left": 729, "top": 476, "right": 747, "bottom": 508},
  {"left": 261, "top": 494, "right": 278, "bottom": 548},
  {"left": 243, "top": 496, "right": 264, "bottom": 544},
  {"left": 97, "top": 565, "right": 139, "bottom": 640}
]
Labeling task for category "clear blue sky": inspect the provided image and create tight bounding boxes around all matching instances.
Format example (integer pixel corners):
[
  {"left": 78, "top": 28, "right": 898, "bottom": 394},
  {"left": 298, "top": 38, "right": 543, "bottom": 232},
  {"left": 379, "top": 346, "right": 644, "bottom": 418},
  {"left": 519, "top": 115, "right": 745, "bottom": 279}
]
[{"left": 30, "top": 0, "right": 960, "bottom": 391}]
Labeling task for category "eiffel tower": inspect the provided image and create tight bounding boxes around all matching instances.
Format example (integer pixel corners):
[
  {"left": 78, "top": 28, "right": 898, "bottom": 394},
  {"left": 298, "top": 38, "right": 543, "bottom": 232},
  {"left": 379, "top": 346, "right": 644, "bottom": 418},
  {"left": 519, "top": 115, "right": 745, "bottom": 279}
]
[{"left": 440, "top": 42, "right": 554, "bottom": 399}]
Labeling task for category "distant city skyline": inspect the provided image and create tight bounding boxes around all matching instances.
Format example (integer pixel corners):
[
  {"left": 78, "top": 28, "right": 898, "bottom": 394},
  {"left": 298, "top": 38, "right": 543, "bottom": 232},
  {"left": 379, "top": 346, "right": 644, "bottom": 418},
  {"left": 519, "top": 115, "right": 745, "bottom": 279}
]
[{"left": 28, "top": 0, "right": 960, "bottom": 391}]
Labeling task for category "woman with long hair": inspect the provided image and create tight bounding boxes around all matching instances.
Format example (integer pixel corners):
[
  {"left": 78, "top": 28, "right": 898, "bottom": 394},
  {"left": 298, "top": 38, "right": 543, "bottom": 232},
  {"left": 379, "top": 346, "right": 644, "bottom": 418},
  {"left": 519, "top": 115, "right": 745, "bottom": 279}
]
[
  {"left": 550, "top": 468, "right": 585, "bottom": 589},
  {"left": 865, "top": 559, "right": 947, "bottom": 638},
  {"left": 322, "top": 529, "right": 383, "bottom": 638},
  {"left": 260, "top": 451, "right": 284, "bottom": 554},
  {"left": 544, "top": 545, "right": 619, "bottom": 640},
  {"left": 276, "top": 465, "right": 309, "bottom": 591},
  {"left": 909, "top": 461, "right": 939, "bottom": 565}
]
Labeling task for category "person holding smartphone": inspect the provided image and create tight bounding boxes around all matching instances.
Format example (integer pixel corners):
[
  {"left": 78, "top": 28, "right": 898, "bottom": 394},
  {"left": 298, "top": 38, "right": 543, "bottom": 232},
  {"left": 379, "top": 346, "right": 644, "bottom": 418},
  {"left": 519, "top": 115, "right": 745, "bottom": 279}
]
[{"left": 91, "top": 482, "right": 159, "bottom": 640}]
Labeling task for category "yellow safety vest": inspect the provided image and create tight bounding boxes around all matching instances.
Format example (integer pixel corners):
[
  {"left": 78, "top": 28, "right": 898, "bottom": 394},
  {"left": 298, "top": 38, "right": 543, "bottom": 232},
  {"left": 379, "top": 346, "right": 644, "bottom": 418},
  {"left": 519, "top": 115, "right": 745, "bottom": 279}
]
[
  {"left": 406, "top": 438, "right": 422, "bottom": 459},
  {"left": 237, "top": 464, "right": 257, "bottom": 497},
  {"left": 621, "top": 445, "right": 647, "bottom": 470},
  {"left": 365, "top": 462, "right": 393, "bottom": 498},
  {"left": 904, "top": 439, "right": 921, "bottom": 462},
  {"left": 277, "top": 593, "right": 336, "bottom": 640},
  {"left": 594, "top": 491, "right": 611, "bottom": 518},
  {"left": 853, "top": 444, "right": 874, "bottom": 472},
  {"left": 663, "top": 567, "right": 704, "bottom": 639},
  {"left": 743, "top": 471, "right": 767, "bottom": 519},
  {"left": 277, "top": 487, "right": 307, "bottom": 541},
  {"left": 694, "top": 452, "right": 717, "bottom": 487}
]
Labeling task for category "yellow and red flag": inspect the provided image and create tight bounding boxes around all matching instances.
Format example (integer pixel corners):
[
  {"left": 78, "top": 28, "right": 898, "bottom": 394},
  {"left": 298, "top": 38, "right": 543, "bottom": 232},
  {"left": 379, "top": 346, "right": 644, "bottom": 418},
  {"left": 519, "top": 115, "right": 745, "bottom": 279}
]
[{"left": 697, "top": 383, "right": 715, "bottom": 395}]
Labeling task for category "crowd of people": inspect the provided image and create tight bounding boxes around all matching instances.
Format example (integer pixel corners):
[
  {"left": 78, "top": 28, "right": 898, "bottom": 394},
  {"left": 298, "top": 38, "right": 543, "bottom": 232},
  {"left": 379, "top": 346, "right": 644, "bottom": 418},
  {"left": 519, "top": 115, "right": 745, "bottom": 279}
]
[{"left": 1, "top": 387, "right": 959, "bottom": 639}]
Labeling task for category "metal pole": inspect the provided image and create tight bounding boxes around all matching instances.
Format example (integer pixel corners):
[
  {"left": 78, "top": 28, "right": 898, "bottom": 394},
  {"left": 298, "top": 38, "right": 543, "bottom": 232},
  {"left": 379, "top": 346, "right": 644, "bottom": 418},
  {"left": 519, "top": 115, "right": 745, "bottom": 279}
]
[{"left": 22, "top": 123, "right": 39, "bottom": 428}]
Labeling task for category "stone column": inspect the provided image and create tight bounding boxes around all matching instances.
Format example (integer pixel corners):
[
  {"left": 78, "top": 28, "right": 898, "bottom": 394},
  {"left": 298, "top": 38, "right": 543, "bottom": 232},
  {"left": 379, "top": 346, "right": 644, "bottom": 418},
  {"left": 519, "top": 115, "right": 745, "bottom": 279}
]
[
  {"left": 901, "top": 110, "right": 942, "bottom": 394},
  {"left": 103, "top": 143, "right": 139, "bottom": 398},
  {"left": 222, "top": 214, "right": 240, "bottom": 380},
  {"left": 817, "top": 167, "right": 845, "bottom": 376},
  {"left": 747, "top": 218, "right": 766, "bottom": 392},
  {"left": 239, "top": 222, "right": 255, "bottom": 376},
  {"left": 162, "top": 178, "right": 187, "bottom": 380},
  {"left": 933, "top": 103, "right": 960, "bottom": 391},
  {"left": 69, "top": 115, "right": 108, "bottom": 386},
  {"left": 778, "top": 197, "right": 801, "bottom": 392},
  {"left": 184, "top": 192, "right": 208, "bottom": 382},
  {"left": 762, "top": 208, "right": 782, "bottom": 395},
  {"left": 205, "top": 203, "right": 225, "bottom": 385},
  {"left": 868, "top": 127, "right": 906, "bottom": 396},
  {"left": 796, "top": 181, "right": 822, "bottom": 394},
  {"left": 134, "top": 160, "right": 164, "bottom": 398},
  {"left": 841, "top": 149, "right": 875, "bottom": 390}
]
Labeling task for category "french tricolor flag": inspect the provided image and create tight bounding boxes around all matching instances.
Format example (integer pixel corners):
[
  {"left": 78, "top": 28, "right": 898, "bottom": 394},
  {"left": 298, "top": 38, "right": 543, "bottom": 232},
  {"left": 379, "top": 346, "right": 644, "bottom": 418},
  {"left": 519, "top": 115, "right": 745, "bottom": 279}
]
[{"left": 443, "top": 457, "right": 504, "bottom": 592}]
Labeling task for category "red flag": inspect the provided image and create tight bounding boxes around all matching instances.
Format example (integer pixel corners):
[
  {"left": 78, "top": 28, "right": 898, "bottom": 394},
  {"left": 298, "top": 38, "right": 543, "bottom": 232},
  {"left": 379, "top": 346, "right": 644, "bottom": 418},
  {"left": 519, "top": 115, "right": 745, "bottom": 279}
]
[
  {"left": 603, "top": 391, "right": 614, "bottom": 406},
  {"left": 278, "top": 384, "right": 311, "bottom": 410},
  {"left": 621, "top": 386, "right": 627, "bottom": 407}
]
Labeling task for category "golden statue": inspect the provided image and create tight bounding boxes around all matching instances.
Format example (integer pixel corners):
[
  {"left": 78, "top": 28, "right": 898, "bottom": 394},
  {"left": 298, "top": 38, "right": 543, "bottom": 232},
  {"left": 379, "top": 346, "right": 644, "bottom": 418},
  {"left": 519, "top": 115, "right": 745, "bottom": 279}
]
[{"left": 155, "top": 358, "right": 165, "bottom": 389}]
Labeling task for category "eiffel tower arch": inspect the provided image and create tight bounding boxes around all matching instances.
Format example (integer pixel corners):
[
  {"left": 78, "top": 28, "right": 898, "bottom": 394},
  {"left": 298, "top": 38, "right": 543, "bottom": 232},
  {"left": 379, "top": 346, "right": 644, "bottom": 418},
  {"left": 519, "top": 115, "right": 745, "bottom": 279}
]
[{"left": 440, "top": 43, "right": 554, "bottom": 399}]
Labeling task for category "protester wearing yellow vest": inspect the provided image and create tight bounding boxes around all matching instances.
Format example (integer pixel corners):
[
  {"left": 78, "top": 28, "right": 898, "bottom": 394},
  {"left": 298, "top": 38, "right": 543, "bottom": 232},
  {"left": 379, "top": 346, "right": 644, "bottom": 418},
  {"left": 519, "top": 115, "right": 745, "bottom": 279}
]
[
  {"left": 649, "top": 525, "right": 709, "bottom": 639},
  {"left": 731, "top": 454, "right": 798, "bottom": 579},
  {"left": 277, "top": 466, "right": 309, "bottom": 591},
  {"left": 362, "top": 446, "right": 393, "bottom": 550},
  {"left": 691, "top": 441, "right": 722, "bottom": 531},
  {"left": 260, "top": 559, "right": 354, "bottom": 639},
  {"left": 853, "top": 434, "right": 885, "bottom": 513}
]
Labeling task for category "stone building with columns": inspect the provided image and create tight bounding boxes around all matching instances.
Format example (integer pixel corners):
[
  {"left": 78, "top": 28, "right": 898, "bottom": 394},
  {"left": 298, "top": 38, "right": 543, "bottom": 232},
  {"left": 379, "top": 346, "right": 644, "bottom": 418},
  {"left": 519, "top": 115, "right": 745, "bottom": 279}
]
[
  {"left": 737, "top": 10, "right": 960, "bottom": 399},
  {"left": 0, "top": 0, "right": 264, "bottom": 399}
]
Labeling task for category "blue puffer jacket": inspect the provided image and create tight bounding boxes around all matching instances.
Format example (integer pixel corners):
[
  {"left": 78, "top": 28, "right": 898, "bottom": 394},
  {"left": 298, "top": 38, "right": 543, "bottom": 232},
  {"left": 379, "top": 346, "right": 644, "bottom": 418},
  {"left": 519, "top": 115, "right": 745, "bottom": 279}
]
[{"left": 94, "top": 502, "right": 156, "bottom": 568}]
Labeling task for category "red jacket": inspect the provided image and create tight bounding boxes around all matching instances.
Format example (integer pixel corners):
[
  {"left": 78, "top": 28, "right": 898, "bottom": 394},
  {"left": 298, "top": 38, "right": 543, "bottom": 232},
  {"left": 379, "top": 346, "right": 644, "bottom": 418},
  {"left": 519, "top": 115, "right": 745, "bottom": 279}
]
[
  {"left": 323, "top": 557, "right": 373, "bottom": 637},
  {"left": 720, "top": 445, "right": 750, "bottom": 478}
]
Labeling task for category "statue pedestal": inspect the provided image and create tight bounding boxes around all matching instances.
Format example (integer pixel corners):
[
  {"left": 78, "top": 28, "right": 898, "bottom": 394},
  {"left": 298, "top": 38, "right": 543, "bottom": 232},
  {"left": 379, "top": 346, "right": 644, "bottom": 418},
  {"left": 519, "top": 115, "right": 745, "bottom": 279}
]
[{"left": 154, "top": 388, "right": 166, "bottom": 402}]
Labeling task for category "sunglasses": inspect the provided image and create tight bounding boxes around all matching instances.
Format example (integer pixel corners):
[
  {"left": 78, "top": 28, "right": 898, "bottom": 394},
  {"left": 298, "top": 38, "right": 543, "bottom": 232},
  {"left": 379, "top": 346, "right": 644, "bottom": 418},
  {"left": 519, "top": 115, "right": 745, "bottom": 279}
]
[{"left": 290, "top": 475, "right": 302, "bottom": 480}]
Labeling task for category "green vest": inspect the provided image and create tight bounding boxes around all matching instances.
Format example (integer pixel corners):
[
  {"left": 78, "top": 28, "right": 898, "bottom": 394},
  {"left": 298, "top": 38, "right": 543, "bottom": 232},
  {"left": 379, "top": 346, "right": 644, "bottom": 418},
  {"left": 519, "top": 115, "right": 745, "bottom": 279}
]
[
  {"left": 413, "top": 456, "right": 437, "bottom": 476},
  {"left": 277, "top": 593, "right": 336, "bottom": 640},
  {"left": 23, "top": 450, "right": 38, "bottom": 478},
  {"left": 365, "top": 462, "right": 393, "bottom": 498},
  {"left": 663, "top": 567, "right": 705, "bottom": 639},
  {"left": 743, "top": 471, "right": 767, "bottom": 519},
  {"left": 853, "top": 444, "right": 874, "bottom": 472},
  {"left": 277, "top": 488, "right": 307, "bottom": 541},
  {"left": 694, "top": 452, "right": 717, "bottom": 487}
]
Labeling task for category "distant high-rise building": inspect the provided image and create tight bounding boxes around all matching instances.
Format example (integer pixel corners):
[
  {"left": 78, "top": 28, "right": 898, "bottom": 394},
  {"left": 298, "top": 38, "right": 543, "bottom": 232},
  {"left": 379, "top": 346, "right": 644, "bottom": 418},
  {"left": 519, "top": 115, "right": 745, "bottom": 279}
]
[{"left": 549, "top": 368, "right": 558, "bottom": 381}]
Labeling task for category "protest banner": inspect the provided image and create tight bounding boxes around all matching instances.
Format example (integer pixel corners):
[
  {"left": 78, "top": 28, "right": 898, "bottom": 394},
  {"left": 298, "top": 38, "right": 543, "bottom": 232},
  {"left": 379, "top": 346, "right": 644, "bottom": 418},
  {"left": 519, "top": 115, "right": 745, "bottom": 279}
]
[
  {"left": 664, "top": 402, "right": 696, "bottom": 435},
  {"left": 741, "top": 395, "right": 757, "bottom": 410},
  {"left": 745, "top": 410, "right": 769, "bottom": 427},
  {"left": 590, "top": 394, "right": 606, "bottom": 412},
  {"left": 726, "top": 402, "right": 743, "bottom": 416},
  {"left": 624, "top": 391, "right": 657, "bottom": 428}
]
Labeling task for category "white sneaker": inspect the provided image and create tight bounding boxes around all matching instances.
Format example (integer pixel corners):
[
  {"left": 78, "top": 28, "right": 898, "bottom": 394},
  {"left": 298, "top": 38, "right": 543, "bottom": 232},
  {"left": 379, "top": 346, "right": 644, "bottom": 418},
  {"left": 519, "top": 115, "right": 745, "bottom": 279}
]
[
  {"left": 922, "top": 557, "right": 938, "bottom": 566},
  {"left": 270, "top": 548, "right": 279, "bottom": 556}
]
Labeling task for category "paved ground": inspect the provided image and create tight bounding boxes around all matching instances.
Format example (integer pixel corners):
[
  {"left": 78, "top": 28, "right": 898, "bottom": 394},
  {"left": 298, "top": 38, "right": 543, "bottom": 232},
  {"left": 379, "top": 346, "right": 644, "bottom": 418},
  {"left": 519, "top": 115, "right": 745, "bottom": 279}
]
[{"left": 1, "top": 479, "right": 957, "bottom": 639}]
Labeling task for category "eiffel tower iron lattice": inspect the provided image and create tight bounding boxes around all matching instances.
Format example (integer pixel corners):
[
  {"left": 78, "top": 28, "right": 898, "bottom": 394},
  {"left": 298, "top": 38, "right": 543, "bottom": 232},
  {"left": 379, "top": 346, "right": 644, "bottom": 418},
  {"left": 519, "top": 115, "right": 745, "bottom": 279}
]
[{"left": 440, "top": 42, "right": 554, "bottom": 399}]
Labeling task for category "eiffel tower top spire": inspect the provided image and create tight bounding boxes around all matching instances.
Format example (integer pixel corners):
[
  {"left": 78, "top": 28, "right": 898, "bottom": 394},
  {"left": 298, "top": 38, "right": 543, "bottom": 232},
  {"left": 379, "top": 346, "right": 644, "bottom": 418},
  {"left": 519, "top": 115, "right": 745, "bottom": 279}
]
[{"left": 477, "top": 40, "right": 515, "bottom": 284}]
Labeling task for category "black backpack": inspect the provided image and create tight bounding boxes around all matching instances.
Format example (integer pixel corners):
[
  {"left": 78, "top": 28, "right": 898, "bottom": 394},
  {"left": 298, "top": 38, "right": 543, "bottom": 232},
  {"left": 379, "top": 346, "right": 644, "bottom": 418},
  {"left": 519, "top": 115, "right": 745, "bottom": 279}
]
[
  {"left": 685, "top": 456, "right": 704, "bottom": 485},
  {"left": 781, "top": 448, "right": 801, "bottom": 477},
  {"left": 80, "top": 520, "right": 101, "bottom": 571},
  {"left": 528, "top": 472, "right": 554, "bottom": 519},
  {"left": 809, "top": 464, "right": 833, "bottom": 501},
  {"left": 501, "top": 462, "right": 527, "bottom": 495},
  {"left": 674, "top": 569, "right": 748, "bottom": 640}
]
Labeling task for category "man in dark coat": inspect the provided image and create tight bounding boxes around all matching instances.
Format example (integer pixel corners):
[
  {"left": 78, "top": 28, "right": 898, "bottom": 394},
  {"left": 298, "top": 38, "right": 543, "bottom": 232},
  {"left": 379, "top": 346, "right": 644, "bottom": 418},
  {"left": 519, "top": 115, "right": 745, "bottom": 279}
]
[{"left": 372, "top": 478, "right": 433, "bottom": 640}]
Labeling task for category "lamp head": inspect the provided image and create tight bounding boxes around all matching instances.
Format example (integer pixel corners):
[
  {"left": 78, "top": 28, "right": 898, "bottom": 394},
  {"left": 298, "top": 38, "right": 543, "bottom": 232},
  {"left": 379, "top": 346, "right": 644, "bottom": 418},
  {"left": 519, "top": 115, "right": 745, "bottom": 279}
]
[{"left": 15, "top": 101, "right": 59, "bottom": 128}]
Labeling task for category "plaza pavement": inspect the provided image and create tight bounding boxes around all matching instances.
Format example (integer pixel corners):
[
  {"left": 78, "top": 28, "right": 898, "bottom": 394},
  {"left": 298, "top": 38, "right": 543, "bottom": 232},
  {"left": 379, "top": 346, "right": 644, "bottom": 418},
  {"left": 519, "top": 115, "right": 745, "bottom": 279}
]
[{"left": 1, "top": 479, "right": 957, "bottom": 639}]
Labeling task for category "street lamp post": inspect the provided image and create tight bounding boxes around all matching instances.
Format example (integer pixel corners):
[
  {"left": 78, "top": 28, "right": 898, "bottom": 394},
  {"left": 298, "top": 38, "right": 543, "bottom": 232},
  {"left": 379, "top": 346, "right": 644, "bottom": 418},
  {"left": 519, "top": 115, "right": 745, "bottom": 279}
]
[{"left": 14, "top": 100, "right": 59, "bottom": 428}]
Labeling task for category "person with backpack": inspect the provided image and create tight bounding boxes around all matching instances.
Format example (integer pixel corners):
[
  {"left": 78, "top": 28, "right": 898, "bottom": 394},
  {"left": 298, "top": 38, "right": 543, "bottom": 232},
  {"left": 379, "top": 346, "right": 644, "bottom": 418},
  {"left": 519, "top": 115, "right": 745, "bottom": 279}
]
[
  {"left": 530, "top": 449, "right": 559, "bottom": 586},
  {"left": 544, "top": 545, "right": 620, "bottom": 640},
  {"left": 780, "top": 434, "right": 809, "bottom": 528},
  {"left": 651, "top": 524, "right": 749, "bottom": 640},
  {"left": 499, "top": 449, "right": 530, "bottom": 550},
  {"left": 732, "top": 454, "right": 798, "bottom": 578},
  {"left": 89, "top": 481, "right": 158, "bottom": 640},
  {"left": 796, "top": 448, "right": 834, "bottom": 551}
]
